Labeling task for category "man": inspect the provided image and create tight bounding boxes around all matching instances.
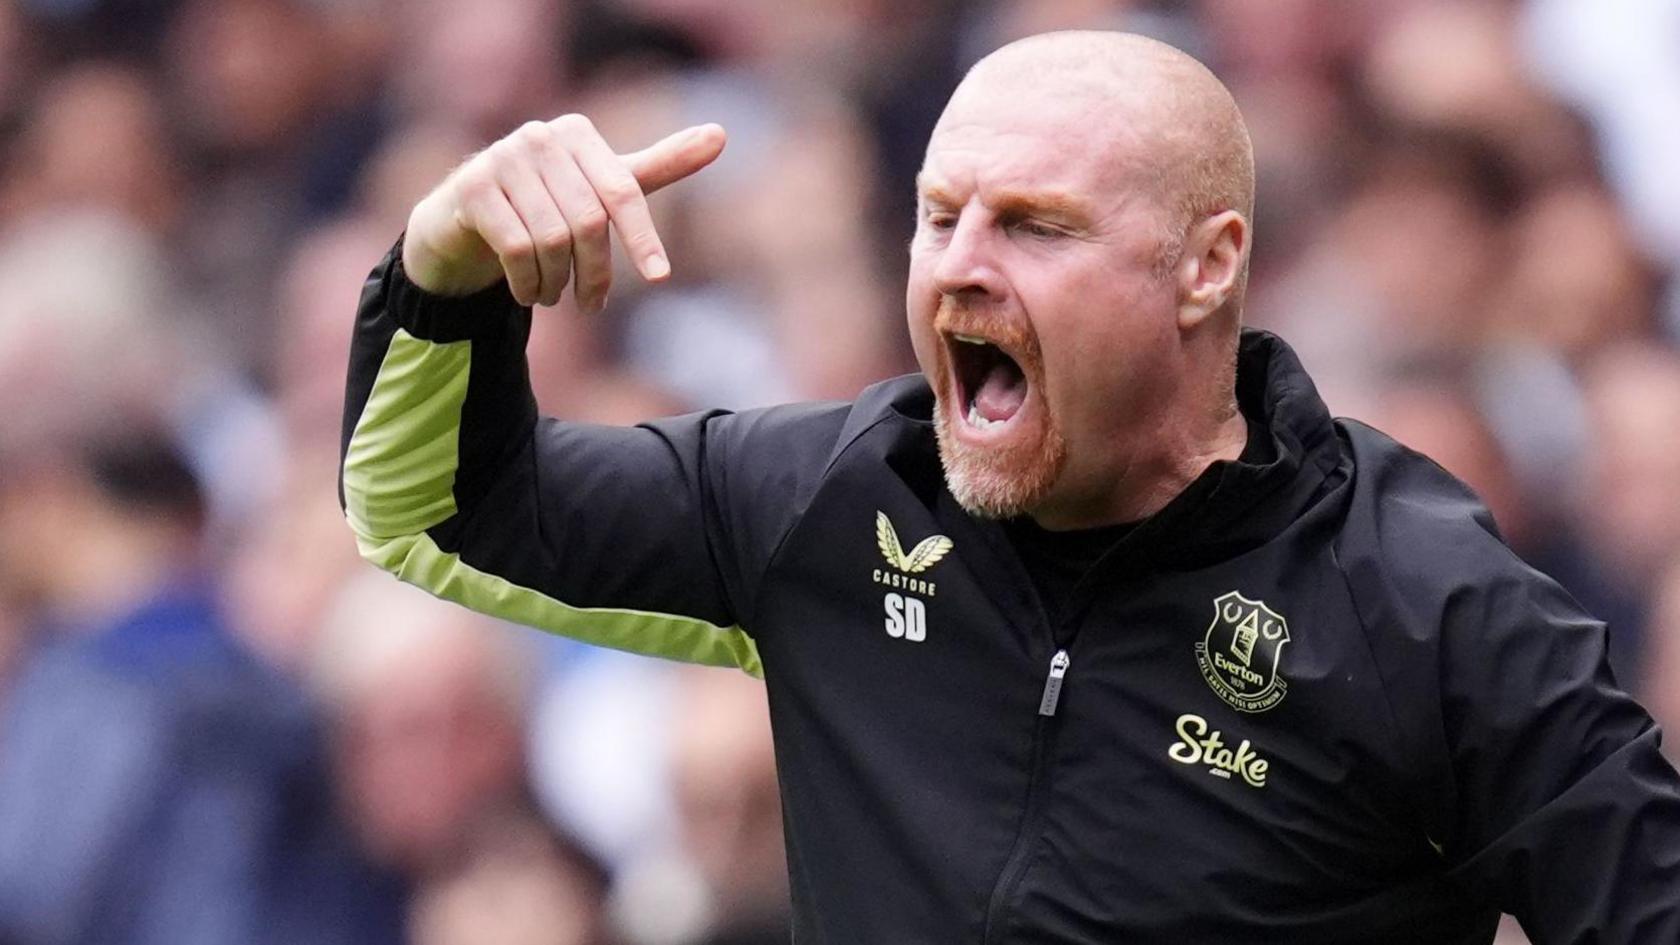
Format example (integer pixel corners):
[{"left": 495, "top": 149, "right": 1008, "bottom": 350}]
[
  {"left": 0, "top": 430, "right": 404, "bottom": 945},
  {"left": 342, "top": 32, "right": 1680, "bottom": 943}
]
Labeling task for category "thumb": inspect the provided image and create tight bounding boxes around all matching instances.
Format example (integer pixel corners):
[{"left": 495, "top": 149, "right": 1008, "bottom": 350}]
[{"left": 624, "top": 124, "right": 728, "bottom": 195}]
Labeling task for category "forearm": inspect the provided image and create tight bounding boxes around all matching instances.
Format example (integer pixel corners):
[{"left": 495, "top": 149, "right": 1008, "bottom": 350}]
[
  {"left": 340, "top": 239, "right": 761, "bottom": 673},
  {"left": 341, "top": 237, "right": 535, "bottom": 550}
]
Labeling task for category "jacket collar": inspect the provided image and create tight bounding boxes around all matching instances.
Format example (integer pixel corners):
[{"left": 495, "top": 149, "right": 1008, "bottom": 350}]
[{"left": 1103, "top": 327, "right": 1345, "bottom": 574}]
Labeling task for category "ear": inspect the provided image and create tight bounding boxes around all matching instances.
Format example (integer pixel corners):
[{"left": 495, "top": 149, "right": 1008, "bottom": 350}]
[{"left": 1175, "top": 210, "right": 1249, "bottom": 331}]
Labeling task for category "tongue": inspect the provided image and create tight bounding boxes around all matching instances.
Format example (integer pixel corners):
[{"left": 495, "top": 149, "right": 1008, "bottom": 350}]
[{"left": 974, "top": 359, "right": 1027, "bottom": 423}]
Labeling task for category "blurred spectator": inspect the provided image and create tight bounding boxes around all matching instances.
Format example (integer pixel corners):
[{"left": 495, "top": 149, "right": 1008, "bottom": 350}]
[
  {"left": 271, "top": 217, "right": 398, "bottom": 440},
  {"left": 1362, "top": 1, "right": 1588, "bottom": 185},
  {"left": 223, "top": 441, "right": 363, "bottom": 675},
  {"left": 0, "top": 62, "right": 181, "bottom": 233},
  {"left": 355, "top": 121, "right": 482, "bottom": 234},
  {"left": 163, "top": 0, "right": 384, "bottom": 366},
  {"left": 392, "top": 0, "right": 570, "bottom": 140},
  {"left": 611, "top": 667, "right": 787, "bottom": 945},
  {"left": 1578, "top": 345, "right": 1680, "bottom": 585},
  {"left": 1572, "top": 345, "right": 1680, "bottom": 689},
  {"left": 0, "top": 429, "right": 404, "bottom": 945},
  {"left": 0, "top": 212, "right": 177, "bottom": 452},
  {"left": 312, "top": 575, "right": 536, "bottom": 871},
  {"left": 1370, "top": 365, "right": 1534, "bottom": 551},
  {"left": 311, "top": 575, "right": 618, "bottom": 942},
  {"left": 409, "top": 807, "right": 612, "bottom": 945},
  {"left": 1252, "top": 130, "right": 1516, "bottom": 416},
  {"left": 1487, "top": 182, "right": 1658, "bottom": 361},
  {"left": 0, "top": 210, "right": 284, "bottom": 540},
  {"left": 668, "top": 668, "right": 787, "bottom": 945}
]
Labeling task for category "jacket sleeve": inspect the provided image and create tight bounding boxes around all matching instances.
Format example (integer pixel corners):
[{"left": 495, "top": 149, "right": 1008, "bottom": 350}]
[
  {"left": 340, "top": 239, "right": 845, "bottom": 676},
  {"left": 1430, "top": 530, "right": 1680, "bottom": 942}
]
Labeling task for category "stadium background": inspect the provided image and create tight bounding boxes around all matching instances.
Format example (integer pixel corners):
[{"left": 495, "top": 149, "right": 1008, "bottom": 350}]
[{"left": 0, "top": 0, "right": 1676, "bottom": 942}]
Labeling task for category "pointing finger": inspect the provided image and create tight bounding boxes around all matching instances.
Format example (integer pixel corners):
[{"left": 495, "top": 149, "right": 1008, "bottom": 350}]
[{"left": 622, "top": 123, "right": 728, "bottom": 197}]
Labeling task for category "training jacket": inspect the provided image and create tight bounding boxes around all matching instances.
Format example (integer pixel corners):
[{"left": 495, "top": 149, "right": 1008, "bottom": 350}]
[{"left": 342, "top": 242, "right": 1680, "bottom": 944}]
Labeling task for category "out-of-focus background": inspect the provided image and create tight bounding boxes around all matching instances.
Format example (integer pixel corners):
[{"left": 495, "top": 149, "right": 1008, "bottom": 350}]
[{"left": 0, "top": 0, "right": 1675, "bottom": 942}]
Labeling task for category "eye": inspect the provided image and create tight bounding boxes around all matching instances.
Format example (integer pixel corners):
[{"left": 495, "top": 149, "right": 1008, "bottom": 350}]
[
  {"left": 1012, "top": 219, "right": 1063, "bottom": 239},
  {"left": 923, "top": 210, "right": 957, "bottom": 230}
]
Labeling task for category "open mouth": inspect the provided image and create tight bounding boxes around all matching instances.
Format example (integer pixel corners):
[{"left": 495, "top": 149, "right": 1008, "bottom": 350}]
[{"left": 947, "top": 332, "right": 1029, "bottom": 432}]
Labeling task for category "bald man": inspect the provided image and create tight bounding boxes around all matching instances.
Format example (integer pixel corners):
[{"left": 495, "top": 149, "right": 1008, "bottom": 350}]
[{"left": 342, "top": 32, "right": 1680, "bottom": 943}]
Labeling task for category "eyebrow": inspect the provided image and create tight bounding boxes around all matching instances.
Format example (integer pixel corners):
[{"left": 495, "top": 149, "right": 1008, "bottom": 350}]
[{"left": 915, "top": 175, "right": 1092, "bottom": 226}]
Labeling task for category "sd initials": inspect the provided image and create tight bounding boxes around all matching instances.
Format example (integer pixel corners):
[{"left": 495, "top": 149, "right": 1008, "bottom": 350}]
[{"left": 883, "top": 593, "right": 927, "bottom": 642}]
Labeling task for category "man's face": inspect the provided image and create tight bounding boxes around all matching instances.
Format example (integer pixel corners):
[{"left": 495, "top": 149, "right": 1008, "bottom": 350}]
[{"left": 907, "top": 82, "right": 1183, "bottom": 523}]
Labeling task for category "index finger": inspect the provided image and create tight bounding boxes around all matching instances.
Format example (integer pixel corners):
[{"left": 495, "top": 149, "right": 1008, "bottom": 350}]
[
  {"left": 622, "top": 124, "right": 728, "bottom": 195},
  {"left": 551, "top": 115, "right": 672, "bottom": 281}
]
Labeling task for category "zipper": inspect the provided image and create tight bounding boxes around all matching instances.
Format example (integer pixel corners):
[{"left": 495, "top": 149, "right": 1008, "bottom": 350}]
[
  {"left": 1037, "top": 649, "right": 1071, "bottom": 716},
  {"left": 982, "top": 648, "right": 1072, "bottom": 943}
]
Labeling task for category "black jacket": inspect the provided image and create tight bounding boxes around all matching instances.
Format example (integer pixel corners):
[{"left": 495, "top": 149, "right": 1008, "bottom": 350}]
[{"left": 342, "top": 243, "right": 1680, "bottom": 944}]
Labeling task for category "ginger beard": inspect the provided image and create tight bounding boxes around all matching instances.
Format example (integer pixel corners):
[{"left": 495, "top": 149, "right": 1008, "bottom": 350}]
[{"left": 930, "top": 298, "right": 1068, "bottom": 519}]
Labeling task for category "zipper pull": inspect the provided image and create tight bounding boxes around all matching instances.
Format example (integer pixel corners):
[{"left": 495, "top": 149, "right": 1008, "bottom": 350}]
[{"left": 1038, "top": 649, "right": 1071, "bottom": 716}]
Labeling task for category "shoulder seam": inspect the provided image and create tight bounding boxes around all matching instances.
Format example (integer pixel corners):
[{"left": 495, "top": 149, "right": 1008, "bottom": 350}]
[{"left": 747, "top": 408, "right": 900, "bottom": 634}]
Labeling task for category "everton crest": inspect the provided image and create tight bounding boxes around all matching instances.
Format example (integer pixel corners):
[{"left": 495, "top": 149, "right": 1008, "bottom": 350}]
[{"left": 1195, "top": 591, "right": 1291, "bottom": 713}]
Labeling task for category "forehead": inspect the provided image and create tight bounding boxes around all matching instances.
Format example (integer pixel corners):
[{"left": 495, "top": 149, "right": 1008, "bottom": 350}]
[{"left": 920, "top": 79, "right": 1152, "bottom": 200}]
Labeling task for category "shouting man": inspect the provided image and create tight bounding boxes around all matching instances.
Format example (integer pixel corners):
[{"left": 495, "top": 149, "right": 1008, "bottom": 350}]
[{"left": 342, "top": 32, "right": 1680, "bottom": 943}]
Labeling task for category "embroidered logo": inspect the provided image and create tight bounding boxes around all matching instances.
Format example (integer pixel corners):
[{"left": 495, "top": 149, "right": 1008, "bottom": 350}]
[
  {"left": 872, "top": 511, "right": 952, "bottom": 642},
  {"left": 1194, "top": 591, "right": 1291, "bottom": 713},
  {"left": 875, "top": 511, "right": 953, "bottom": 574}
]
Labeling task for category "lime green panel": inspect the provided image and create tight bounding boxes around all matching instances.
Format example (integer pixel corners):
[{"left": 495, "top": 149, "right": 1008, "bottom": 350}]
[
  {"left": 342, "top": 328, "right": 470, "bottom": 540},
  {"left": 357, "top": 530, "right": 763, "bottom": 677},
  {"left": 343, "top": 326, "right": 761, "bottom": 676}
]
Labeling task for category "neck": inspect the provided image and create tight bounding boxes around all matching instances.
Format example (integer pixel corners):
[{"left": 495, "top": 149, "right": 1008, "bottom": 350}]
[
  {"left": 1031, "top": 402, "right": 1248, "bottom": 531},
  {"left": 49, "top": 516, "right": 195, "bottom": 630}
]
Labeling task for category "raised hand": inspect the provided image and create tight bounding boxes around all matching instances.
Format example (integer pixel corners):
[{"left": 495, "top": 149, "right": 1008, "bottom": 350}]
[{"left": 402, "top": 114, "right": 727, "bottom": 310}]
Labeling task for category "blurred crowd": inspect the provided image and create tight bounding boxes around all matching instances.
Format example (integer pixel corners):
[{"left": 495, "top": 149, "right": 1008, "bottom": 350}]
[{"left": 0, "top": 0, "right": 1675, "bottom": 942}]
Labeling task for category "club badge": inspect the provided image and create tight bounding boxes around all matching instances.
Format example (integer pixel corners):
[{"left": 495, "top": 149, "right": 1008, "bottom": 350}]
[{"left": 1195, "top": 591, "right": 1291, "bottom": 713}]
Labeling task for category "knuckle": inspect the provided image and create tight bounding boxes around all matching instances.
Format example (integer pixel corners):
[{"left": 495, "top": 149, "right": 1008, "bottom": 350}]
[
  {"left": 500, "top": 239, "right": 537, "bottom": 264},
  {"left": 536, "top": 225, "right": 573, "bottom": 253},
  {"left": 552, "top": 112, "right": 594, "bottom": 139},
  {"left": 516, "top": 120, "right": 553, "bottom": 151},
  {"left": 483, "top": 141, "right": 519, "bottom": 173},
  {"left": 570, "top": 204, "right": 609, "bottom": 238},
  {"left": 453, "top": 170, "right": 490, "bottom": 204},
  {"left": 596, "top": 176, "right": 641, "bottom": 207}
]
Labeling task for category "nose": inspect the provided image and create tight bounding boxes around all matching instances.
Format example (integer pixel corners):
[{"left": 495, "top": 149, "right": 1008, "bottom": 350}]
[{"left": 932, "top": 207, "right": 1006, "bottom": 301}]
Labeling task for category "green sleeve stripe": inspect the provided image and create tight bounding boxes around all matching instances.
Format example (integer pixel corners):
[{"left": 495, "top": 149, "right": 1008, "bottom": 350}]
[
  {"left": 343, "top": 328, "right": 470, "bottom": 540},
  {"left": 355, "top": 530, "right": 762, "bottom": 677},
  {"left": 343, "top": 327, "right": 761, "bottom": 677}
]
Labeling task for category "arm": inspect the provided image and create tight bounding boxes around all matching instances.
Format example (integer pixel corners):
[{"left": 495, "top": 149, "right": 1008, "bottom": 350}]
[
  {"left": 341, "top": 115, "right": 835, "bottom": 673},
  {"left": 1434, "top": 540, "right": 1680, "bottom": 942}
]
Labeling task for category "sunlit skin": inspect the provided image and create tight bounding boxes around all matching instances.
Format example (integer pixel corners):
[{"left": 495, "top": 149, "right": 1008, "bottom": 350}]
[{"left": 907, "top": 33, "right": 1255, "bottom": 530}]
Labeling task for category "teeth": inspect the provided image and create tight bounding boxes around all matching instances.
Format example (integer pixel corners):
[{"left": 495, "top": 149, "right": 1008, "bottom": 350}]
[
  {"left": 953, "top": 333, "right": 988, "bottom": 345},
  {"left": 966, "top": 403, "right": 994, "bottom": 429}
]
